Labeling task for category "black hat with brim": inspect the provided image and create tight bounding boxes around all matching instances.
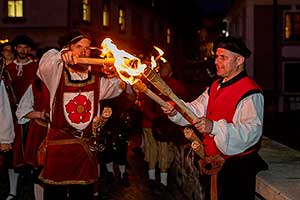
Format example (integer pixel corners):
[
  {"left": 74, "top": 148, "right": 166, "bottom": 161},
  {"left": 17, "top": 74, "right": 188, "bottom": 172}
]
[
  {"left": 11, "top": 35, "right": 34, "bottom": 48},
  {"left": 213, "top": 36, "right": 251, "bottom": 59}
]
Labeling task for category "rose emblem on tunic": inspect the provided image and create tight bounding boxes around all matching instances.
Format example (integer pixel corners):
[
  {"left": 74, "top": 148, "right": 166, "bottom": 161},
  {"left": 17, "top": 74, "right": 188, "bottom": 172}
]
[{"left": 65, "top": 94, "right": 92, "bottom": 124}]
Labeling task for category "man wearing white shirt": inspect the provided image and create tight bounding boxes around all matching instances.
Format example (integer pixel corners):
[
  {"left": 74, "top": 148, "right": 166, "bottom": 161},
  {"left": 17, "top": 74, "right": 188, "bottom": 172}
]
[
  {"left": 162, "top": 36, "right": 267, "bottom": 200},
  {"left": 0, "top": 77, "right": 15, "bottom": 199},
  {"left": 37, "top": 31, "right": 124, "bottom": 200}
]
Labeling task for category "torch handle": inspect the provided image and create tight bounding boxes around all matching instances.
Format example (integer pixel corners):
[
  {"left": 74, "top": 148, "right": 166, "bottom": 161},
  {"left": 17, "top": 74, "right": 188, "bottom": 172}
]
[
  {"left": 133, "top": 81, "right": 170, "bottom": 108},
  {"left": 77, "top": 57, "right": 115, "bottom": 66},
  {"left": 143, "top": 67, "right": 198, "bottom": 124}
]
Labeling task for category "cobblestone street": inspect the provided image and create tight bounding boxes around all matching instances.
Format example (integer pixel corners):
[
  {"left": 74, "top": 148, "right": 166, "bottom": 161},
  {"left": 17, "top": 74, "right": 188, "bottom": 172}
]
[{"left": 98, "top": 137, "right": 189, "bottom": 200}]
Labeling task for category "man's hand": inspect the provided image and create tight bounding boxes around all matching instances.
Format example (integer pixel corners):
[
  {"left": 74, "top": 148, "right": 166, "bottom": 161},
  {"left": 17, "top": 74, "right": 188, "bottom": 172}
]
[
  {"left": 0, "top": 143, "right": 12, "bottom": 152},
  {"left": 161, "top": 101, "right": 177, "bottom": 117},
  {"left": 101, "top": 107, "right": 112, "bottom": 119},
  {"left": 193, "top": 117, "right": 213, "bottom": 134},
  {"left": 61, "top": 51, "right": 78, "bottom": 65}
]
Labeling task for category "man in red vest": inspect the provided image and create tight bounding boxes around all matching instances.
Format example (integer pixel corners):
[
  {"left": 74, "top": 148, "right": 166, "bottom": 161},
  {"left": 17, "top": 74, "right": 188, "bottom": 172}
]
[
  {"left": 37, "top": 31, "right": 124, "bottom": 200},
  {"left": 2, "top": 35, "right": 38, "bottom": 200},
  {"left": 162, "top": 36, "right": 267, "bottom": 200}
]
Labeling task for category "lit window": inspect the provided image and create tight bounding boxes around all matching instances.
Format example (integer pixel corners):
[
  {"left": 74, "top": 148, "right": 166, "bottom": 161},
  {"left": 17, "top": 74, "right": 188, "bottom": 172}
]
[
  {"left": 118, "top": 7, "right": 125, "bottom": 32},
  {"left": 284, "top": 12, "right": 300, "bottom": 41},
  {"left": 103, "top": 2, "right": 110, "bottom": 27},
  {"left": 166, "top": 28, "right": 171, "bottom": 44},
  {"left": 8, "top": 0, "right": 23, "bottom": 17},
  {"left": 82, "top": 0, "right": 90, "bottom": 22}
]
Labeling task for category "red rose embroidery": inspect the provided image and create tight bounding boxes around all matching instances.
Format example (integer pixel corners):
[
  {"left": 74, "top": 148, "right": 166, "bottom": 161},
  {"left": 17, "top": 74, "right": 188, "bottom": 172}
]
[{"left": 65, "top": 94, "right": 92, "bottom": 124}]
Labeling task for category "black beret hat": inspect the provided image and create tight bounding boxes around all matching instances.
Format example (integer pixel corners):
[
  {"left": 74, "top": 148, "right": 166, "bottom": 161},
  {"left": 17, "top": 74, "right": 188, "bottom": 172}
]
[
  {"left": 213, "top": 36, "right": 251, "bottom": 59},
  {"left": 11, "top": 35, "right": 34, "bottom": 48}
]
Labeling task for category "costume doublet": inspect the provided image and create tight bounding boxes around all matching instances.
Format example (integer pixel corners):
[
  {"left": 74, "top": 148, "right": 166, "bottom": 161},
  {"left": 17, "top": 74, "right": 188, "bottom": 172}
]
[
  {"left": 5, "top": 60, "right": 38, "bottom": 103},
  {"left": 4, "top": 59, "right": 39, "bottom": 167},
  {"left": 40, "top": 69, "right": 99, "bottom": 184},
  {"left": 204, "top": 72, "right": 262, "bottom": 157},
  {"left": 37, "top": 49, "right": 123, "bottom": 185},
  {"left": 170, "top": 71, "right": 264, "bottom": 157}
]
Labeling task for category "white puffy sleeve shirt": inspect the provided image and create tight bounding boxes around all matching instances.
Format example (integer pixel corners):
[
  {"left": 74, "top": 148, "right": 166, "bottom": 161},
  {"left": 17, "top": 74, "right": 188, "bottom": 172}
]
[
  {"left": 16, "top": 85, "right": 34, "bottom": 125},
  {"left": 169, "top": 87, "right": 264, "bottom": 155},
  {"left": 37, "top": 49, "right": 124, "bottom": 119},
  {"left": 0, "top": 80, "right": 15, "bottom": 143}
]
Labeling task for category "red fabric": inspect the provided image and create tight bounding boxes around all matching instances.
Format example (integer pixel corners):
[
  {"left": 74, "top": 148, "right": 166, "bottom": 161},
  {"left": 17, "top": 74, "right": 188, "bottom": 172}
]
[
  {"left": 12, "top": 124, "right": 23, "bottom": 167},
  {"left": 13, "top": 79, "right": 50, "bottom": 167},
  {"left": 138, "top": 92, "right": 156, "bottom": 128},
  {"left": 203, "top": 76, "right": 261, "bottom": 157},
  {"left": 5, "top": 61, "right": 38, "bottom": 102},
  {"left": 39, "top": 68, "right": 100, "bottom": 184},
  {"left": 24, "top": 79, "right": 50, "bottom": 167},
  {"left": 5, "top": 61, "right": 39, "bottom": 168},
  {"left": 138, "top": 76, "right": 187, "bottom": 128},
  {"left": 40, "top": 129, "right": 97, "bottom": 184}
]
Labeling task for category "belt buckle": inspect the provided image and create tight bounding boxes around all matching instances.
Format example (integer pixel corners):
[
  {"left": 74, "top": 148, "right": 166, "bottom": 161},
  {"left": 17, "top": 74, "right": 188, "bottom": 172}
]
[{"left": 73, "top": 130, "right": 83, "bottom": 139}]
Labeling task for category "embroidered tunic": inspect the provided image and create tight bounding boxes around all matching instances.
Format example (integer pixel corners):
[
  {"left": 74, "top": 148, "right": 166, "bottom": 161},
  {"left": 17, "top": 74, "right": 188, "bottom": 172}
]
[{"left": 37, "top": 49, "right": 123, "bottom": 184}]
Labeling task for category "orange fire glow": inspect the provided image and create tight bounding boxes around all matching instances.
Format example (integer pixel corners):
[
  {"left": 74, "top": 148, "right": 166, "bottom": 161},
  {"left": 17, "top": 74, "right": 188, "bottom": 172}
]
[{"left": 101, "top": 38, "right": 165, "bottom": 85}]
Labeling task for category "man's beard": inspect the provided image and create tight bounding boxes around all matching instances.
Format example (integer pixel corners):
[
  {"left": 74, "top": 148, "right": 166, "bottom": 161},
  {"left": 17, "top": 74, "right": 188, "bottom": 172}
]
[{"left": 17, "top": 53, "right": 28, "bottom": 60}]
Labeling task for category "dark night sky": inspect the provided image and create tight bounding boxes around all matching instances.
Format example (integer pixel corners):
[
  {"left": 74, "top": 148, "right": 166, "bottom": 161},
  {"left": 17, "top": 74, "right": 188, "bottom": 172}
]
[{"left": 193, "top": 0, "right": 233, "bottom": 14}]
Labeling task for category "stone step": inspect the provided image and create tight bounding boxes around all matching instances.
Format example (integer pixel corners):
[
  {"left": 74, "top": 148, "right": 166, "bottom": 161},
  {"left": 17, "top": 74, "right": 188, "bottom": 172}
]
[{"left": 256, "top": 137, "right": 300, "bottom": 200}]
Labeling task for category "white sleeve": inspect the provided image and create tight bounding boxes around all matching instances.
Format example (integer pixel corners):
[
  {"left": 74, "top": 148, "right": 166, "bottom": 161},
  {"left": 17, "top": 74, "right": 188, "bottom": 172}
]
[
  {"left": 0, "top": 80, "right": 15, "bottom": 143},
  {"left": 99, "top": 77, "right": 124, "bottom": 100},
  {"left": 212, "top": 93, "right": 264, "bottom": 155},
  {"left": 16, "top": 85, "right": 34, "bottom": 124},
  {"left": 168, "top": 88, "right": 209, "bottom": 126},
  {"left": 37, "top": 49, "right": 63, "bottom": 116}
]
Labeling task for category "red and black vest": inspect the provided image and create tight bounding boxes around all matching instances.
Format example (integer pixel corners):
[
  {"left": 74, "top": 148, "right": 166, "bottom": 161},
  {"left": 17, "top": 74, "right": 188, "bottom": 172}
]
[{"left": 203, "top": 72, "right": 262, "bottom": 158}]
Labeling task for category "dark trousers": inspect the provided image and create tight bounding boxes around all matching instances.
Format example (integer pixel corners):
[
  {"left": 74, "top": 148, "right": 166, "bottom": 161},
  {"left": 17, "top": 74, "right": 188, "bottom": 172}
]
[
  {"left": 200, "top": 152, "right": 268, "bottom": 200},
  {"left": 0, "top": 153, "right": 10, "bottom": 200},
  {"left": 44, "top": 184, "right": 93, "bottom": 200}
]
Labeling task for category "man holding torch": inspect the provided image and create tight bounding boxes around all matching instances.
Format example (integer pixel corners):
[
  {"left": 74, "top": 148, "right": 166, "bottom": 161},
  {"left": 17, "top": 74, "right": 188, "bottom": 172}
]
[
  {"left": 162, "top": 36, "right": 267, "bottom": 200},
  {"left": 37, "top": 31, "right": 125, "bottom": 200}
]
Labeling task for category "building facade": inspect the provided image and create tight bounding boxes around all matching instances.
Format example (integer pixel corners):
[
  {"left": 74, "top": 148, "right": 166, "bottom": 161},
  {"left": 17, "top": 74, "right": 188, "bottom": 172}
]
[
  {"left": 224, "top": 0, "right": 300, "bottom": 112},
  {"left": 0, "top": 0, "right": 181, "bottom": 62}
]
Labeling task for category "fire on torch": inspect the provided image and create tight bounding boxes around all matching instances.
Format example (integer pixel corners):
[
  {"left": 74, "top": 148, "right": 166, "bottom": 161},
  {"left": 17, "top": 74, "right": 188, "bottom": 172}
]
[
  {"left": 77, "top": 38, "right": 198, "bottom": 124},
  {"left": 77, "top": 39, "right": 221, "bottom": 200}
]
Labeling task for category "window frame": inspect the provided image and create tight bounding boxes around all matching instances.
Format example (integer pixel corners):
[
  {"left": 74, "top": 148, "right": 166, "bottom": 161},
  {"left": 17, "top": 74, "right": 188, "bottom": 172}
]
[
  {"left": 283, "top": 10, "right": 300, "bottom": 42},
  {"left": 2, "top": 0, "right": 25, "bottom": 23},
  {"left": 82, "top": 0, "right": 91, "bottom": 22},
  {"left": 102, "top": 0, "right": 111, "bottom": 29},
  {"left": 118, "top": 6, "right": 126, "bottom": 33}
]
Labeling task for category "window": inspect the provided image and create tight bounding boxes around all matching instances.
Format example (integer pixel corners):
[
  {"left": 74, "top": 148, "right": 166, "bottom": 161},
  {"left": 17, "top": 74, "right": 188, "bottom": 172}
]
[
  {"left": 102, "top": 1, "right": 110, "bottom": 27},
  {"left": 166, "top": 28, "right": 171, "bottom": 44},
  {"left": 82, "top": 0, "right": 91, "bottom": 22},
  {"left": 118, "top": 7, "right": 125, "bottom": 33},
  {"left": 8, "top": 0, "right": 23, "bottom": 17},
  {"left": 284, "top": 12, "right": 300, "bottom": 41}
]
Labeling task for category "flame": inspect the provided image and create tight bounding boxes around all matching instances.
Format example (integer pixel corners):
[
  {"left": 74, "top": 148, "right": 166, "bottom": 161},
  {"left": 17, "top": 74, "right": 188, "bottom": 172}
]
[
  {"left": 101, "top": 38, "right": 147, "bottom": 85},
  {"left": 101, "top": 38, "right": 166, "bottom": 85},
  {"left": 153, "top": 46, "right": 167, "bottom": 63},
  {"left": 153, "top": 46, "right": 164, "bottom": 56}
]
